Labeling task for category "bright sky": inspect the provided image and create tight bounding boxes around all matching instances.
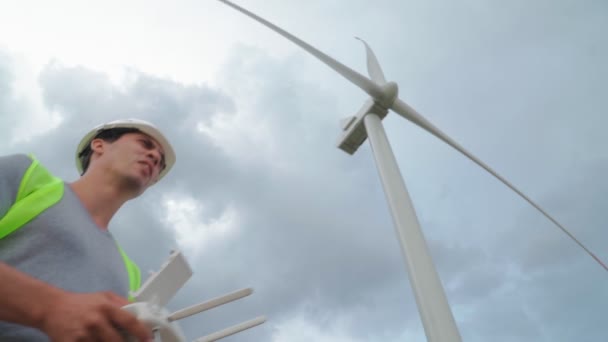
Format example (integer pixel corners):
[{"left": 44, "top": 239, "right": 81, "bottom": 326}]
[{"left": 1, "top": 0, "right": 607, "bottom": 341}]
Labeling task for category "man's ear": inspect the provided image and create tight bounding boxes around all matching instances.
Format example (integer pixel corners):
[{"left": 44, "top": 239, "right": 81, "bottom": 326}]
[{"left": 90, "top": 138, "right": 105, "bottom": 154}]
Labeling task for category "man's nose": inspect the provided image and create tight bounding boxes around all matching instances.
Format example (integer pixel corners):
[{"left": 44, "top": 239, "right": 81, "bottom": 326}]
[{"left": 146, "top": 149, "right": 161, "bottom": 167}]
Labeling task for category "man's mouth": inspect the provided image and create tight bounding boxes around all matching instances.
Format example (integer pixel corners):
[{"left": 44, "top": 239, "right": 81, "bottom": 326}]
[{"left": 139, "top": 161, "right": 153, "bottom": 177}]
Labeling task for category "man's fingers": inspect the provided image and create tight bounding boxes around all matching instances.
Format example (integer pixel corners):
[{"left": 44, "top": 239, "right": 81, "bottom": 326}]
[
  {"left": 110, "top": 307, "right": 152, "bottom": 341},
  {"left": 92, "top": 319, "right": 126, "bottom": 342},
  {"left": 103, "top": 291, "right": 130, "bottom": 307}
]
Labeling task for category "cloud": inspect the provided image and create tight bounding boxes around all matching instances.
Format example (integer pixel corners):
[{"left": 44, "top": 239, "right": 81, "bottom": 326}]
[
  {"left": 0, "top": 51, "right": 21, "bottom": 140},
  {"left": 271, "top": 313, "right": 362, "bottom": 342},
  {"left": 162, "top": 193, "right": 239, "bottom": 259},
  {"left": 0, "top": 51, "right": 60, "bottom": 145}
]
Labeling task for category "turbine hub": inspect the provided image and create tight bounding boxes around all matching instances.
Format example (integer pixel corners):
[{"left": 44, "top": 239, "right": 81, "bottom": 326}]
[{"left": 379, "top": 82, "right": 398, "bottom": 108}]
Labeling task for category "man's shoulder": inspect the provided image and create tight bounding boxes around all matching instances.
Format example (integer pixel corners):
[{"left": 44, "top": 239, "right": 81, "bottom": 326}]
[
  {"left": 0, "top": 153, "right": 32, "bottom": 163},
  {"left": 0, "top": 154, "right": 34, "bottom": 218},
  {"left": 0, "top": 153, "right": 31, "bottom": 161},
  {"left": 0, "top": 153, "right": 33, "bottom": 175}
]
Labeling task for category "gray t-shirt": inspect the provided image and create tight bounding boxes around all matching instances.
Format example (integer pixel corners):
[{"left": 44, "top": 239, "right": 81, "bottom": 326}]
[{"left": 0, "top": 154, "right": 130, "bottom": 341}]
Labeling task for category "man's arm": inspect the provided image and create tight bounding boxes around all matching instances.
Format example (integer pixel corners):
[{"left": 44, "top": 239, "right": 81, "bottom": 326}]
[{"left": 0, "top": 262, "right": 152, "bottom": 341}]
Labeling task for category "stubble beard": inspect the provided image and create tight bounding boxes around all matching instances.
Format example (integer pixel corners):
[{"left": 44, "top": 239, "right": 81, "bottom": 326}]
[{"left": 119, "top": 172, "right": 148, "bottom": 197}]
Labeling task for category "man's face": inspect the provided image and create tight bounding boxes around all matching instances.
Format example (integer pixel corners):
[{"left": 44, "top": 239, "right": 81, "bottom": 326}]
[{"left": 92, "top": 132, "right": 166, "bottom": 192}]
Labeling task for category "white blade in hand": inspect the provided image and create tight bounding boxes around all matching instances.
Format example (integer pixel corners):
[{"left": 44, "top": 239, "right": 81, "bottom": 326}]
[
  {"left": 132, "top": 250, "right": 193, "bottom": 307},
  {"left": 194, "top": 316, "right": 267, "bottom": 342},
  {"left": 168, "top": 288, "right": 253, "bottom": 322}
]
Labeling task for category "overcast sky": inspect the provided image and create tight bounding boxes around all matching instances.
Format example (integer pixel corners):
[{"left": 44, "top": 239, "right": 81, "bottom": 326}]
[{"left": 1, "top": 0, "right": 607, "bottom": 341}]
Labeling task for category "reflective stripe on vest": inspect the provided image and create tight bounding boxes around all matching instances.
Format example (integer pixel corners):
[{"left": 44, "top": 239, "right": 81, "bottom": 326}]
[{"left": 0, "top": 155, "right": 141, "bottom": 299}]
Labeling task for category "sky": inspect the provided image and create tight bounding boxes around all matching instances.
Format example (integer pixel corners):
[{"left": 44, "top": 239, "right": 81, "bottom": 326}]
[{"left": 1, "top": 0, "right": 607, "bottom": 341}]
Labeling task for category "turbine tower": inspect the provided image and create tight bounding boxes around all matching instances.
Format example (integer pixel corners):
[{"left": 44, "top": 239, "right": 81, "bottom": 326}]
[{"left": 216, "top": 1, "right": 606, "bottom": 341}]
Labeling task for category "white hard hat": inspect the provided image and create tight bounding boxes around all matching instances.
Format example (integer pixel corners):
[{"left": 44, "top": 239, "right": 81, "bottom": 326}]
[{"left": 75, "top": 119, "right": 176, "bottom": 182}]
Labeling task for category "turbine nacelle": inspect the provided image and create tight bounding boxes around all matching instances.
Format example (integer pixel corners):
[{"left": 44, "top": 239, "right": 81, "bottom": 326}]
[{"left": 337, "top": 100, "right": 385, "bottom": 155}]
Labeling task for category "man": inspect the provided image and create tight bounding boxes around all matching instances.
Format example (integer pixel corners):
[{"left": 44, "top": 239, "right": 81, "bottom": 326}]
[{"left": 0, "top": 119, "right": 176, "bottom": 341}]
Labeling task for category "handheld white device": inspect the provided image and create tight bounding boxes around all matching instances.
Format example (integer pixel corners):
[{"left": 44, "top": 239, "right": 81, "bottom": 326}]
[{"left": 122, "top": 250, "right": 265, "bottom": 341}]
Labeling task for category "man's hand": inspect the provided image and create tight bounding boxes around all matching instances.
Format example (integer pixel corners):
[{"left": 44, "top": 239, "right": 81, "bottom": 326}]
[{"left": 37, "top": 290, "right": 152, "bottom": 342}]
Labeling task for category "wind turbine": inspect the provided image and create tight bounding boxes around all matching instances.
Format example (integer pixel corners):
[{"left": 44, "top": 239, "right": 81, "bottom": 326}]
[
  {"left": 215, "top": 1, "right": 607, "bottom": 341},
  {"left": 122, "top": 250, "right": 266, "bottom": 341}
]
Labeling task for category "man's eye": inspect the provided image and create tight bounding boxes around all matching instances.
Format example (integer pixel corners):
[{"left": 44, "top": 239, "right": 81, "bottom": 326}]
[{"left": 140, "top": 139, "right": 154, "bottom": 148}]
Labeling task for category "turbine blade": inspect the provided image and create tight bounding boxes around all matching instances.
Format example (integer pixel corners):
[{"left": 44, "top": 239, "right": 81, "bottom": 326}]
[
  {"left": 168, "top": 288, "right": 253, "bottom": 321},
  {"left": 216, "top": 0, "right": 384, "bottom": 98},
  {"left": 355, "top": 37, "right": 386, "bottom": 85},
  {"left": 194, "top": 316, "right": 267, "bottom": 342},
  {"left": 390, "top": 98, "right": 608, "bottom": 272}
]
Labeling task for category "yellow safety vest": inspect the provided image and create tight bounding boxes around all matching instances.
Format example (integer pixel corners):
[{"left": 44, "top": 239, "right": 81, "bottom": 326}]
[{"left": 0, "top": 156, "right": 141, "bottom": 298}]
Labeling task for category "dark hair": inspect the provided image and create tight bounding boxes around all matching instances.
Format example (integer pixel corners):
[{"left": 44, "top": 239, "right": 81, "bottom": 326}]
[{"left": 78, "top": 127, "right": 141, "bottom": 175}]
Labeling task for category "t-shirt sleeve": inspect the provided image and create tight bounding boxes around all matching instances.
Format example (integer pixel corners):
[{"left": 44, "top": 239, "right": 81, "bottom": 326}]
[{"left": 0, "top": 154, "right": 33, "bottom": 219}]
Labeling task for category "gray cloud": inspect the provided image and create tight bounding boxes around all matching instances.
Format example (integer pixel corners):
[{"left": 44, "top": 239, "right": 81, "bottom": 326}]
[{"left": 0, "top": 51, "right": 32, "bottom": 143}]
